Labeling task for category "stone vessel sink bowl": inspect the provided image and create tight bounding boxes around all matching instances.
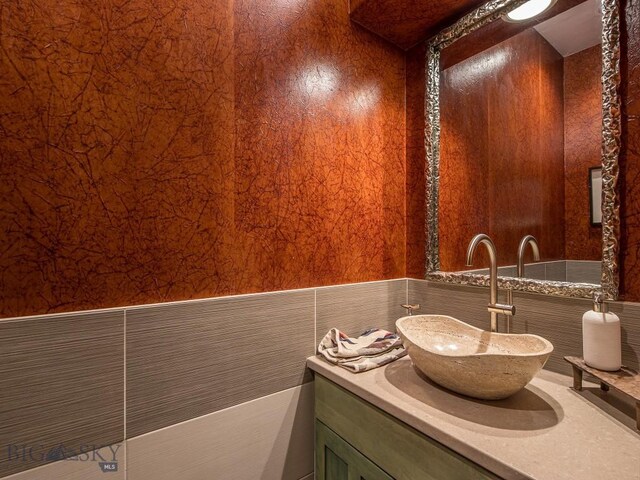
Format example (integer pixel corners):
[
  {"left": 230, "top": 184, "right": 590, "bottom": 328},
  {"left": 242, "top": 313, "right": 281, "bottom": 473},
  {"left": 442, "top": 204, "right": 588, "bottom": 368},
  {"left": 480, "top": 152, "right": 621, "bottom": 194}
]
[{"left": 396, "top": 315, "right": 553, "bottom": 400}]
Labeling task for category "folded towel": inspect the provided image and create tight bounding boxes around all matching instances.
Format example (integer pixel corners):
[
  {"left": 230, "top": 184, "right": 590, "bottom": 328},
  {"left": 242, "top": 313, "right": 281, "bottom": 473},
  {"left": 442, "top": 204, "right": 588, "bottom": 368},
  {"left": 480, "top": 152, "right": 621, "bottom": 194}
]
[{"left": 318, "top": 328, "right": 407, "bottom": 373}]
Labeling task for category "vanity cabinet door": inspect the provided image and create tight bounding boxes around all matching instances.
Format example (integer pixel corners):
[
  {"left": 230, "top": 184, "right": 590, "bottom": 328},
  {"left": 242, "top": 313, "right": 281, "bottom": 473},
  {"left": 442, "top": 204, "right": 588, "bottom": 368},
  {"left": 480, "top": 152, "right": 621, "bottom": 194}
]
[
  {"left": 315, "top": 374, "right": 500, "bottom": 480},
  {"left": 316, "top": 420, "right": 394, "bottom": 480}
]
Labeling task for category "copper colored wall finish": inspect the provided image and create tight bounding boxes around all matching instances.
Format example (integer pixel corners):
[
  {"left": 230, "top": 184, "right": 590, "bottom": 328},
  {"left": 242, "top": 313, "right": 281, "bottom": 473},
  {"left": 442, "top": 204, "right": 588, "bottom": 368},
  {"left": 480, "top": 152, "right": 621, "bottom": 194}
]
[
  {"left": 620, "top": 0, "right": 640, "bottom": 301},
  {"left": 564, "top": 45, "right": 603, "bottom": 261},
  {"left": 406, "top": 44, "right": 427, "bottom": 278},
  {"left": 439, "top": 30, "right": 566, "bottom": 271},
  {"left": 0, "top": 0, "right": 406, "bottom": 317}
]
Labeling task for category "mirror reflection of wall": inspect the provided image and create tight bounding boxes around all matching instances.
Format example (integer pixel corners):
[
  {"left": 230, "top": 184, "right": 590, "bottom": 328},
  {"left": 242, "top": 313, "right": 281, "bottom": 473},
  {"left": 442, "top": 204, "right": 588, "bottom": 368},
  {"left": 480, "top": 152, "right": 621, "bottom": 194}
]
[{"left": 438, "top": 0, "right": 603, "bottom": 284}]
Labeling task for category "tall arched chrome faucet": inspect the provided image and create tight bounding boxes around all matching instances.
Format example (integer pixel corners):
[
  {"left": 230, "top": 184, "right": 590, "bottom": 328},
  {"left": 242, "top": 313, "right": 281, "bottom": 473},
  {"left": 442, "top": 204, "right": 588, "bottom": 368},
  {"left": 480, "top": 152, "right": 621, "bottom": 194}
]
[
  {"left": 517, "top": 235, "right": 541, "bottom": 277},
  {"left": 466, "top": 234, "right": 516, "bottom": 332}
]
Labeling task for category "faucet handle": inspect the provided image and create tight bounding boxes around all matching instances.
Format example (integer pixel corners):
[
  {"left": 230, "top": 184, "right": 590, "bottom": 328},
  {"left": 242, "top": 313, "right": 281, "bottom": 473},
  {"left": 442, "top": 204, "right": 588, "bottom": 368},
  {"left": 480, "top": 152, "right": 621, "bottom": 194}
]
[
  {"left": 401, "top": 304, "right": 420, "bottom": 315},
  {"left": 488, "top": 303, "right": 516, "bottom": 316}
]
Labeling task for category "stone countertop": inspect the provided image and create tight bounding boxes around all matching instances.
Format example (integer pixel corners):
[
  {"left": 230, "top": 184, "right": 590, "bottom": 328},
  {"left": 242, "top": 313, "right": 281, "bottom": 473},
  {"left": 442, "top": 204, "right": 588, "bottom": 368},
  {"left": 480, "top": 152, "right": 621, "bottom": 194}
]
[{"left": 307, "top": 356, "right": 640, "bottom": 480}]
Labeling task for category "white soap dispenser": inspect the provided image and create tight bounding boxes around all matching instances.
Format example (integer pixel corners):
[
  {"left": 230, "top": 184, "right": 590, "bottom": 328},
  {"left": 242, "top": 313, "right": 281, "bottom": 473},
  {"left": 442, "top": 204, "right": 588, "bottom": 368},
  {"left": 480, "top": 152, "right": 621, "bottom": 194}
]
[{"left": 582, "top": 294, "right": 621, "bottom": 371}]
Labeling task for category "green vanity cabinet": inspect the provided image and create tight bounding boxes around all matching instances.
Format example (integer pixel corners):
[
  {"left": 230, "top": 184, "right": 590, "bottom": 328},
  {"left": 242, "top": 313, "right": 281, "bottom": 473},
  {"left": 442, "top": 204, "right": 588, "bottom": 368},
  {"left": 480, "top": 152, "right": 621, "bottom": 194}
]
[
  {"left": 317, "top": 420, "right": 393, "bottom": 480},
  {"left": 314, "top": 374, "right": 501, "bottom": 480}
]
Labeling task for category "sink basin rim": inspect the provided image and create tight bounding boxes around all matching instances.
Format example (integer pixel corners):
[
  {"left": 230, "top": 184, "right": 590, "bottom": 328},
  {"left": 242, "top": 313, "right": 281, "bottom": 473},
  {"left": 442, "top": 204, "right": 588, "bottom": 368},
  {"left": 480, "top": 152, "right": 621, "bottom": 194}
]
[
  {"left": 395, "top": 314, "right": 554, "bottom": 400},
  {"left": 396, "top": 314, "right": 553, "bottom": 358}
]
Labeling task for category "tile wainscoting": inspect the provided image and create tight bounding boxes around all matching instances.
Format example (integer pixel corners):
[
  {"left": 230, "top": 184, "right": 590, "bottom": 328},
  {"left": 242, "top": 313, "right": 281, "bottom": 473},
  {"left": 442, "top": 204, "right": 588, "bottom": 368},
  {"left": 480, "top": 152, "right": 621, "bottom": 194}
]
[
  {"left": 0, "top": 311, "right": 124, "bottom": 477},
  {"left": 2, "top": 277, "right": 639, "bottom": 479},
  {"left": 0, "top": 279, "right": 406, "bottom": 479}
]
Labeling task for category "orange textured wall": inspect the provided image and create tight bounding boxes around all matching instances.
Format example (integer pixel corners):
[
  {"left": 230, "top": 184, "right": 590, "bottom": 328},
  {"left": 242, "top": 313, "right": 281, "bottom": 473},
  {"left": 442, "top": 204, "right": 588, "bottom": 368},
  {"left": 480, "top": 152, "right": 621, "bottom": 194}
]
[
  {"left": 0, "top": 0, "right": 406, "bottom": 317},
  {"left": 406, "top": 43, "right": 427, "bottom": 278},
  {"left": 564, "top": 45, "right": 603, "bottom": 261},
  {"left": 439, "top": 29, "right": 566, "bottom": 271}
]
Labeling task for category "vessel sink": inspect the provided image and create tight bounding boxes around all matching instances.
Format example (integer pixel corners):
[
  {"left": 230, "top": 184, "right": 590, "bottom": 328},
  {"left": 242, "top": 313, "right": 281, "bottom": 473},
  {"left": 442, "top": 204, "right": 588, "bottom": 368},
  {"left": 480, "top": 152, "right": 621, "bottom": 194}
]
[{"left": 396, "top": 315, "right": 553, "bottom": 400}]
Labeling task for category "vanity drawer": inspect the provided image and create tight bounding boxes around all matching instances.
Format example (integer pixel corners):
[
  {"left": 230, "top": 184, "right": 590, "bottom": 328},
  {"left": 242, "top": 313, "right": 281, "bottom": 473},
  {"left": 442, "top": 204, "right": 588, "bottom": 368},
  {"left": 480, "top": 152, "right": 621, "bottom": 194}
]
[{"left": 315, "top": 374, "right": 500, "bottom": 480}]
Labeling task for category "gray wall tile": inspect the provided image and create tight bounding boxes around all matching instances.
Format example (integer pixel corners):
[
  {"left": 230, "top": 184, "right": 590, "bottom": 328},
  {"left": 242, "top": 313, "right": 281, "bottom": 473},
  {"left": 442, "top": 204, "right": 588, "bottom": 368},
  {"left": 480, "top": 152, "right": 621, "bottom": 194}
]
[
  {"left": 408, "top": 280, "right": 494, "bottom": 331},
  {"left": 315, "top": 280, "right": 407, "bottom": 340},
  {"left": 544, "top": 261, "right": 567, "bottom": 282},
  {"left": 566, "top": 261, "right": 601, "bottom": 284},
  {"left": 512, "top": 293, "right": 639, "bottom": 374},
  {"left": 127, "top": 383, "right": 313, "bottom": 480},
  {"left": 497, "top": 266, "right": 516, "bottom": 277},
  {"left": 511, "top": 293, "right": 590, "bottom": 374},
  {"left": 609, "top": 302, "right": 640, "bottom": 372},
  {"left": 126, "top": 290, "right": 315, "bottom": 438},
  {"left": 0, "top": 312, "right": 124, "bottom": 478},
  {"left": 464, "top": 268, "right": 489, "bottom": 275},
  {"left": 523, "top": 262, "right": 546, "bottom": 280}
]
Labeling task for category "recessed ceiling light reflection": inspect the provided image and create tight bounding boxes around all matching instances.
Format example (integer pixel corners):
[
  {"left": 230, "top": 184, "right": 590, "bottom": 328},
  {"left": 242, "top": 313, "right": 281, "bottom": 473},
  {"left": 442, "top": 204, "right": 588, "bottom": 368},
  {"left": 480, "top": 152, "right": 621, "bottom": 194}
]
[
  {"left": 298, "top": 63, "right": 339, "bottom": 99},
  {"left": 447, "top": 50, "right": 509, "bottom": 89},
  {"left": 350, "top": 86, "right": 380, "bottom": 113},
  {"left": 506, "top": 0, "right": 556, "bottom": 21}
]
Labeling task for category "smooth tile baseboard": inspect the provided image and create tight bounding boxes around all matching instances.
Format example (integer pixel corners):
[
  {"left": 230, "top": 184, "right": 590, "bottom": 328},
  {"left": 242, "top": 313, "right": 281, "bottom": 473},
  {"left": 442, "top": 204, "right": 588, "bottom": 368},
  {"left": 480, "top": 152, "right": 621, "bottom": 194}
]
[{"left": 127, "top": 383, "right": 314, "bottom": 480}]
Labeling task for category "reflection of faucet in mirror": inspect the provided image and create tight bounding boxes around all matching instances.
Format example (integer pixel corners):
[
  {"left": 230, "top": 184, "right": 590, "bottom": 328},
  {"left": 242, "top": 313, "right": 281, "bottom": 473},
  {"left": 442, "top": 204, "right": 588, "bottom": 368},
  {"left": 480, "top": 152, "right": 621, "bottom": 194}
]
[
  {"left": 465, "top": 234, "right": 516, "bottom": 333},
  {"left": 517, "top": 235, "right": 541, "bottom": 278},
  {"left": 505, "top": 235, "right": 541, "bottom": 332}
]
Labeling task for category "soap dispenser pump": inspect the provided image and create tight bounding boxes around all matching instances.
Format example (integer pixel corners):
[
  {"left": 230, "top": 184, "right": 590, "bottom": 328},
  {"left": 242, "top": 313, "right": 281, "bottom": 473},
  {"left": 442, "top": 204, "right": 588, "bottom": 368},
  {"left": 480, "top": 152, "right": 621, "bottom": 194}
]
[{"left": 582, "top": 293, "right": 621, "bottom": 371}]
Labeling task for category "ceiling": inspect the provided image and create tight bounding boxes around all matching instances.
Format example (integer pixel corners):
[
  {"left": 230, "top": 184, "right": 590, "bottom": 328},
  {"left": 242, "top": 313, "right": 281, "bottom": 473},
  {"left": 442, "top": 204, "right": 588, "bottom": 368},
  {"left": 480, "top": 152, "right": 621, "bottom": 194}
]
[
  {"left": 349, "top": 0, "right": 487, "bottom": 50},
  {"left": 534, "top": 0, "right": 602, "bottom": 57},
  {"left": 349, "top": 0, "right": 597, "bottom": 53}
]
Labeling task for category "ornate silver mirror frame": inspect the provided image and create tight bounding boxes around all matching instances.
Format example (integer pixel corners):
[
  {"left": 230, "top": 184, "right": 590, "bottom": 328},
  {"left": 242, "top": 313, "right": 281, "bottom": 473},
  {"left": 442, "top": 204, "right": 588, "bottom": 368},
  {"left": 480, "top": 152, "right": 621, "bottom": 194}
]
[{"left": 424, "top": 0, "right": 621, "bottom": 300}]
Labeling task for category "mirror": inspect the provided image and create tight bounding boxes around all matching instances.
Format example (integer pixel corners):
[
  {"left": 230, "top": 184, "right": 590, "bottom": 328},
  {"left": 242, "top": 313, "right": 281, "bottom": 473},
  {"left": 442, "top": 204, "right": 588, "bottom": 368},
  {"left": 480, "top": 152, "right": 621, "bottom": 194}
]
[{"left": 424, "top": 0, "right": 621, "bottom": 299}]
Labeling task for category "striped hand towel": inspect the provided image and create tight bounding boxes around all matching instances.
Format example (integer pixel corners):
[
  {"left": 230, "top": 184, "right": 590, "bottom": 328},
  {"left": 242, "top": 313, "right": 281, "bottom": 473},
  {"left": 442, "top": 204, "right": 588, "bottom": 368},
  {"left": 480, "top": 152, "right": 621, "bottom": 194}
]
[{"left": 318, "top": 327, "right": 406, "bottom": 373}]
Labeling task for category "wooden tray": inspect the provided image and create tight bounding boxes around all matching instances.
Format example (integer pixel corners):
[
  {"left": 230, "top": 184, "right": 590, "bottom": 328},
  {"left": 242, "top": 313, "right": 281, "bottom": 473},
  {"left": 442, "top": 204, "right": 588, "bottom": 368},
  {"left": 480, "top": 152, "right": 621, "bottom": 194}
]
[{"left": 564, "top": 356, "right": 640, "bottom": 429}]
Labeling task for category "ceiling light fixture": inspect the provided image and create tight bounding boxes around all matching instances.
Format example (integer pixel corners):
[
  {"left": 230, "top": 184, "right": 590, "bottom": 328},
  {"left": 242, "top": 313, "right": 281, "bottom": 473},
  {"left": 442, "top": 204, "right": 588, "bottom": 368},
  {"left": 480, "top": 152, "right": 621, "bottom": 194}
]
[{"left": 506, "top": 0, "right": 556, "bottom": 21}]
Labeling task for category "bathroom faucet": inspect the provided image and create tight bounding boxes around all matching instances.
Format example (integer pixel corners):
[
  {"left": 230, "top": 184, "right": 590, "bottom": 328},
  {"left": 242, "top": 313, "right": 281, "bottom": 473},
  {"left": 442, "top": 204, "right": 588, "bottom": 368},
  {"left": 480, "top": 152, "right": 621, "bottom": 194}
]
[
  {"left": 466, "top": 234, "right": 515, "bottom": 333},
  {"left": 401, "top": 304, "right": 420, "bottom": 316},
  {"left": 517, "top": 235, "right": 540, "bottom": 277}
]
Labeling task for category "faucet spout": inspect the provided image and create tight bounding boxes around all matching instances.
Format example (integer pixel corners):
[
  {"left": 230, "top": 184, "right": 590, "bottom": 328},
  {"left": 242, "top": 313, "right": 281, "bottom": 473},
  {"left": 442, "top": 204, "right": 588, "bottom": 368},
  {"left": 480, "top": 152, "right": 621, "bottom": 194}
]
[
  {"left": 466, "top": 234, "right": 515, "bottom": 332},
  {"left": 517, "top": 235, "right": 541, "bottom": 278},
  {"left": 466, "top": 234, "right": 498, "bottom": 308}
]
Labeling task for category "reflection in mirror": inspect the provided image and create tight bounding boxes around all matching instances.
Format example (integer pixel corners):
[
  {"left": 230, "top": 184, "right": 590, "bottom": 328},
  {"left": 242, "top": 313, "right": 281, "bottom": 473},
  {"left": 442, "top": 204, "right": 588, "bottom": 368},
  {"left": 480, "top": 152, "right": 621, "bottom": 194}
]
[
  {"left": 438, "top": 0, "right": 604, "bottom": 286},
  {"left": 589, "top": 167, "right": 603, "bottom": 226}
]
